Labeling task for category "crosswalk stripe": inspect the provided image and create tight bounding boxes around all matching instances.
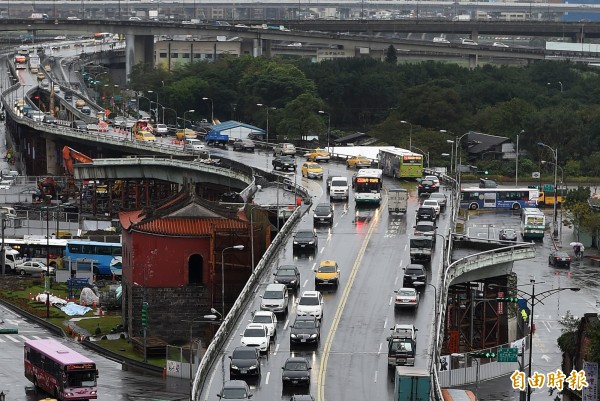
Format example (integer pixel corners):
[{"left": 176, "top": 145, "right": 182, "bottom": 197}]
[
  {"left": 19, "top": 335, "right": 30, "bottom": 341},
  {"left": 5, "top": 335, "right": 20, "bottom": 342},
  {"left": 33, "top": 335, "right": 44, "bottom": 340}
]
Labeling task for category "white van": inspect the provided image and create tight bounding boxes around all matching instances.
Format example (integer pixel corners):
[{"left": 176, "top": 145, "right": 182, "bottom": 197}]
[
  {"left": 388, "top": 188, "right": 408, "bottom": 214},
  {"left": 3, "top": 247, "right": 23, "bottom": 273},
  {"left": 0, "top": 207, "right": 16, "bottom": 219},
  {"left": 185, "top": 138, "right": 205, "bottom": 152},
  {"left": 329, "top": 176, "right": 349, "bottom": 201}
]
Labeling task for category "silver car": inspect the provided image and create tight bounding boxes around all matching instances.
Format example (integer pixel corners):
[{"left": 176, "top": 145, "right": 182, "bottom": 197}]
[
  {"left": 394, "top": 288, "right": 420, "bottom": 309},
  {"left": 15, "top": 261, "right": 55, "bottom": 276}
]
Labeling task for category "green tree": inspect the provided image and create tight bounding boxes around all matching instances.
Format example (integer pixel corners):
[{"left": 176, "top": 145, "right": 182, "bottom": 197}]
[
  {"left": 385, "top": 45, "right": 397, "bottom": 64},
  {"left": 276, "top": 93, "right": 326, "bottom": 141},
  {"left": 557, "top": 311, "right": 579, "bottom": 357}
]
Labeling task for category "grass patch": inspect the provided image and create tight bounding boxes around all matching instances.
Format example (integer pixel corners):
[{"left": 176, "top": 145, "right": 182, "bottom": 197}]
[
  {"left": 94, "top": 338, "right": 165, "bottom": 367},
  {"left": 75, "top": 315, "right": 122, "bottom": 336}
]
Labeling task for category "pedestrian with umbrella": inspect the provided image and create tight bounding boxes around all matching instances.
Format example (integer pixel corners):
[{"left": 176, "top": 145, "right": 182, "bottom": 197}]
[{"left": 570, "top": 242, "right": 584, "bottom": 260}]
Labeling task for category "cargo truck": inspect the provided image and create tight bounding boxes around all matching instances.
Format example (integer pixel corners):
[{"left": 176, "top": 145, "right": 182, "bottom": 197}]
[
  {"left": 28, "top": 54, "right": 40, "bottom": 73},
  {"left": 409, "top": 236, "right": 434, "bottom": 264},
  {"left": 393, "top": 367, "right": 431, "bottom": 401},
  {"left": 204, "top": 130, "right": 229, "bottom": 147},
  {"left": 452, "top": 14, "right": 471, "bottom": 21},
  {"left": 388, "top": 188, "right": 408, "bottom": 214}
]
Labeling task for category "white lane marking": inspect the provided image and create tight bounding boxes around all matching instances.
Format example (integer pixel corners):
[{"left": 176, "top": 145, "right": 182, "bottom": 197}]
[
  {"left": 403, "top": 243, "right": 407, "bottom": 251},
  {"left": 378, "top": 343, "right": 382, "bottom": 355},
  {"left": 303, "top": 279, "right": 308, "bottom": 288},
  {"left": 0, "top": 338, "right": 5, "bottom": 343},
  {"left": 274, "top": 343, "right": 280, "bottom": 356},
  {"left": 5, "top": 335, "right": 19, "bottom": 342},
  {"left": 19, "top": 335, "right": 30, "bottom": 341},
  {"left": 388, "top": 296, "right": 393, "bottom": 306},
  {"left": 334, "top": 223, "right": 338, "bottom": 228},
  {"left": 394, "top": 276, "right": 398, "bottom": 285},
  {"left": 33, "top": 336, "right": 44, "bottom": 340},
  {"left": 383, "top": 318, "right": 388, "bottom": 329},
  {"left": 312, "top": 262, "right": 317, "bottom": 270},
  {"left": 265, "top": 371, "right": 271, "bottom": 385},
  {"left": 320, "top": 247, "right": 324, "bottom": 254},
  {"left": 374, "top": 370, "right": 378, "bottom": 383},
  {"left": 283, "top": 319, "right": 289, "bottom": 331}
]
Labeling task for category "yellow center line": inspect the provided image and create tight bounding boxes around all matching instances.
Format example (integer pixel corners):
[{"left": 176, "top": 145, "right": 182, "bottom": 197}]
[{"left": 317, "top": 199, "right": 385, "bottom": 401}]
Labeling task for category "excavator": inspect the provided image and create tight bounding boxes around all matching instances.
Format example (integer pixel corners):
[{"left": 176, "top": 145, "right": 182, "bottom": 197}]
[{"left": 61, "top": 146, "right": 94, "bottom": 199}]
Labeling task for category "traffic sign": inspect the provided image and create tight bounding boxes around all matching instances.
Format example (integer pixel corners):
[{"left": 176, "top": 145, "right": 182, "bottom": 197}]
[
  {"left": 498, "top": 347, "right": 518, "bottom": 363},
  {"left": 532, "top": 172, "right": 540, "bottom": 179}
]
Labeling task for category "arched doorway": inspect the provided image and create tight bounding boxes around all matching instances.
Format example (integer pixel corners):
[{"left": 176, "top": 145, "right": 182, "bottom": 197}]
[{"left": 189, "top": 254, "right": 203, "bottom": 284}]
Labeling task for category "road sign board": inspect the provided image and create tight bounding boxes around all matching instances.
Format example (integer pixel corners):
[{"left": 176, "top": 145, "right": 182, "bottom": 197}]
[{"left": 498, "top": 347, "right": 518, "bottom": 363}]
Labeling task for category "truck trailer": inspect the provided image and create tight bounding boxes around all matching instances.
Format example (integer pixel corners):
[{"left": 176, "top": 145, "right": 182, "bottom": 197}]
[{"left": 394, "top": 366, "right": 431, "bottom": 401}]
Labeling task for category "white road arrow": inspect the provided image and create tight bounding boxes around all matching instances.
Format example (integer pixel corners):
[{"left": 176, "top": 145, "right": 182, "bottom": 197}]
[{"left": 541, "top": 355, "right": 552, "bottom": 362}]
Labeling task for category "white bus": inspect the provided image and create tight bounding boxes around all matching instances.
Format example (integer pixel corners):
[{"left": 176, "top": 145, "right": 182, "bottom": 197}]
[
  {"left": 354, "top": 168, "right": 383, "bottom": 206},
  {"left": 520, "top": 208, "right": 546, "bottom": 240}
]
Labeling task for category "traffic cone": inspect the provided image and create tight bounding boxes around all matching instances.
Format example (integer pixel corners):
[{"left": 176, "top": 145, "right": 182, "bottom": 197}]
[
  {"left": 92, "top": 301, "right": 96, "bottom": 308},
  {"left": 71, "top": 296, "right": 76, "bottom": 302},
  {"left": 29, "top": 292, "right": 32, "bottom": 299},
  {"left": 99, "top": 307, "right": 103, "bottom": 317},
  {"left": 77, "top": 334, "right": 81, "bottom": 342},
  {"left": 162, "top": 368, "right": 166, "bottom": 379}
]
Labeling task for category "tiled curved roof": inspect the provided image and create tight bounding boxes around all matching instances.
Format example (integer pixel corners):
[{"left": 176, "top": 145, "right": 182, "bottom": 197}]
[{"left": 132, "top": 217, "right": 247, "bottom": 236}]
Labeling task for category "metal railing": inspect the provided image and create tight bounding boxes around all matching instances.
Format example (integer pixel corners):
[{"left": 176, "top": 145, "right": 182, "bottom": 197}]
[{"left": 191, "top": 200, "right": 307, "bottom": 400}]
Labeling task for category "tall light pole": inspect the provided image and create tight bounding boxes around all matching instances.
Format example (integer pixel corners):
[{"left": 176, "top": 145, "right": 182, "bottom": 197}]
[
  {"left": 446, "top": 139, "right": 454, "bottom": 175},
  {"left": 318, "top": 110, "right": 331, "bottom": 151},
  {"left": 257, "top": 103, "right": 275, "bottom": 144},
  {"left": 401, "top": 120, "right": 413, "bottom": 150},
  {"left": 221, "top": 245, "right": 244, "bottom": 319},
  {"left": 537, "top": 142, "right": 558, "bottom": 237},
  {"left": 547, "top": 81, "right": 563, "bottom": 93},
  {"left": 147, "top": 90, "right": 159, "bottom": 123},
  {"left": 45, "top": 195, "right": 52, "bottom": 319},
  {"left": 163, "top": 107, "right": 177, "bottom": 126},
  {"left": 542, "top": 160, "right": 564, "bottom": 242},
  {"left": 202, "top": 97, "right": 213, "bottom": 124},
  {"left": 183, "top": 109, "right": 195, "bottom": 131},
  {"left": 183, "top": 312, "right": 219, "bottom": 401},
  {"left": 513, "top": 280, "right": 580, "bottom": 401},
  {"left": 410, "top": 145, "right": 429, "bottom": 168},
  {"left": 515, "top": 130, "right": 524, "bottom": 187},
  {"left": 248, "top": 205, "right": 261, "bottom": 272}
]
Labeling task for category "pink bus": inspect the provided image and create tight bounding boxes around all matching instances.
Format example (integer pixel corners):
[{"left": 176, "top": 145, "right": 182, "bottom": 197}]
[{"left": 24, "top": 339, "right": 98, "bottom": 400}]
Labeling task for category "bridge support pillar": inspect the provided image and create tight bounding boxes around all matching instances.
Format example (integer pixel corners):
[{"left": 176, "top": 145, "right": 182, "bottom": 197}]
[
  {"left": 45, "top": 138, "right": 60, "bottom": 175},
  {"left": 253, "top": 38, "right": 263, "bottom": 57},
  {"left": 125, "top": 34, "right": 155, "bottom": 83},
  {"left": 468, "top": 54, "right": 478, "bottom": 70}
]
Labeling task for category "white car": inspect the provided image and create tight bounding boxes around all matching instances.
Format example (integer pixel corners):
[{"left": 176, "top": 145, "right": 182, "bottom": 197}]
[
  {"left": 493, "top": 42, "right": 509, "bottom": 48},
  {"left": 421, "top": 199, "right": 441, "bottom": 216},
  {"left": 461, "top": 38, "right": 478, "bottom": 46},
  {"left": 296, "top": 291, "right": 324, "bottom": 320},
  {"left": 240, "top": 323, "right": 270, "bottom": 354},
  {"left": 249, "top": 311, "right": 277, "bottom": 339},
  {"left": 155, "top": 124, "right": 168, "bottom": 136},
  {"left": 394, "top": 288, "right": 420, "bottom": 309},
  {"left": 54, "top": 35, "right": 67, "bottom": 40},
  {"left": 390, "top": 323, "right": 417, "bottom": 341},
  {"left": 0, "top": 180, "right": 13, "bottom": 190}
]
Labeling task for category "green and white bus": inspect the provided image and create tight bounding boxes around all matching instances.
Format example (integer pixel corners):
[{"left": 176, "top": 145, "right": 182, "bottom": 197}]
[
  {"left": 379, "top": 148, "right": 423, "bottom": 179},
  {"left": 520, "top": 208, "right": 546, "bottom": 240}
]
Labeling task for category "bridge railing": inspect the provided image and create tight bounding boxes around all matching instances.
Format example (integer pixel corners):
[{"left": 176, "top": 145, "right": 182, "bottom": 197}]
[{"left": 191, "top": 198, "right": 307, "bottom": 400}]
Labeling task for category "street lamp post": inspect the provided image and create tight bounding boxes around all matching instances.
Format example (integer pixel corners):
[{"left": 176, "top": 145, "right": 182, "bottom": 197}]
[
  {"left": 257, "top": 103, "right": 275, "bottom": 144},
  {"left": 410, "top": 145, "right": 429, "bottom": 168},
  {"left": 518, "top": 280, "right": 580, "bottom": 401},
  {"left": 248, "top": 205, "right": 262, "bottom": 272},
  {"left": 163, "top": 107, "right": 177, "bottom": 126},
  {"left": 547, "top": 81, "right": 563, "bottom": 92},
  {"left": 45, "top": 195, "right": 52, "bottom": 319},
  {"left": 147, "top": 90, "right": 159, "bottom": 123},
  {"left": 221, "top": 245, "right": 244, "bottom": 318},
  {"left": 542, "top": 160, "right": 564, "bottom": 242},
  {"left": 0, "top": 212, "right": 5, "bottom": 277},
  {"left": 183, "top": 109, "right": 195, "bottom": 131},
  {"left": 318, "top": 110, "right": 331, "bottom": 151},
  {"left": 202, "top": 97, "right": 214, "bottom": 124},
  {"left": 183, "top": 313, "right": 219, "bottom": 400},
  {"left": 401, "top": 120, "right": 413, "bottom": 150},
  {"left": 537, "top": 142, "right": 558, "bottom": 237},
  {"left": 446, "top": 140, "right": 454, "bottom": 175},
  {"left": 516, "top": 130, "right": 524, "bottom": 187}
]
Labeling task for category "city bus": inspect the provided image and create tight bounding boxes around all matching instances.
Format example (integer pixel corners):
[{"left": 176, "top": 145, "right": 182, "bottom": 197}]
[
  {"left": 93, "top": 32, "right": 113, "bottom": 42},
  {"left": 379, "top": 148, "right": 423, "bottom": 179},
  {"left": 520, "top": 208, "right": 546, "bottom": 240},
  {"left": 354, "top": 168, "right": 383, "bottom": 205},
  {"left": 24, "top": 339, "right": 98, "bottom": 400},
  {"left": 3, "top": 238, "right": 67, "bottom": 268},
  {"left": 460, "top": 187, "right": 539, "bottom": 211},
  {"left": 64, "top": 240, "right": 122, "bottom": 277}
]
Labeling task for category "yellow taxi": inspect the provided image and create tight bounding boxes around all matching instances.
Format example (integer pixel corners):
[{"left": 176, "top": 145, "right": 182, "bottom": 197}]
[
  {"left": 346, "top": 154, "right": 372, "bottom": 169},
  {"left": 304, "top": 148, "right": 331, "bottom": 162},
  {"left": 176, "top": 128, "right": 197, "bottom": 140},
  {"left": 301, "top": 162, "right": 324, "bottom": 180},
  {"left": 135, "top": 131, "right": 157, "bottom": 142},
  {"left": 314, "top": 260, "right": 340, "bottom": 288}
]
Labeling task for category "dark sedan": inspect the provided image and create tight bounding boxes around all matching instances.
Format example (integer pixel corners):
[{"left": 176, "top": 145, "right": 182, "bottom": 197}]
[
  {"left": 272, "top": 156, "right": 297, "bottom": 171},
  {"left": 293, "top": 230, "right": 318, "bottom": 252},
  {"left": 417, "top": 179, "right": 439, "bottom": 195},
  {"left": 549, "top": 251, "right": 571, "bottom": 268},
  {"left": 403, "top": 264, "right": 428, "bottom": 287},
  {"left": 282, "top": 357, "right": 311, "bottom": 387},
  {"left": 229, "top": 346, "right": 261, "bottom": 378},
  {"left": 232, "top": 138, "right": 255, "bottom": 152},
  {"left": 218, "top": 380, "right": 253, "bottom": 400},
  {"left": 273, "top": 265, "right": 300, "bottom": 291},
  {"left": 313, "top": 203, "right": 333, "bottom": 225},
  {"left": 290, "top": 316, "right": 320, "bottom": 346}
]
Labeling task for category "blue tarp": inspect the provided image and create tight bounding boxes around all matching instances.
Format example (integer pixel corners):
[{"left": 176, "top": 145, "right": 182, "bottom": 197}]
[{"left": 60, "top": 302, "right": 92, "bottom": 316}]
